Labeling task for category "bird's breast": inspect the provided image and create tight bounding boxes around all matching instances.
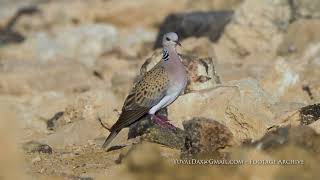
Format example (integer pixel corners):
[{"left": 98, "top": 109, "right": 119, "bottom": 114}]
[{"left": 167, "top": 64, "right": 187, "bottom": 94}]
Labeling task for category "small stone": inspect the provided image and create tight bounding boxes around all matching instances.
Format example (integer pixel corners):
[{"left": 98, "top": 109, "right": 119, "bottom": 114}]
[
  {"left": 22, "top": 141, "right": 53, "bottom": 154},
  {"left": 181, "top": 117, "right": 234, "bottom": 158}
]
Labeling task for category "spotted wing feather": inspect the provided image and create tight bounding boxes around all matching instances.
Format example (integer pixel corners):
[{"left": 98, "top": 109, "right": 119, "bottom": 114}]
[{"left": 110, "top": 65, "right": 169, "bottom": 132}]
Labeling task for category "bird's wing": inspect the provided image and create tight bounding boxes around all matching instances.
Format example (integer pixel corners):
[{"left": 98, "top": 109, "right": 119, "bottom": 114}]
[{"left": 110, "top": 65, "right": 169, "bottom": 131}]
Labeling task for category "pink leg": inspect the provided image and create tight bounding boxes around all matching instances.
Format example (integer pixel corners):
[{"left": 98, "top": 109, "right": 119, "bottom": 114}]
[
  {"left": 157, "top": 115, "right": 169, "bottom": 121},
  {"left": 151, "top": 115, "right": 176, "bottom": 130}
]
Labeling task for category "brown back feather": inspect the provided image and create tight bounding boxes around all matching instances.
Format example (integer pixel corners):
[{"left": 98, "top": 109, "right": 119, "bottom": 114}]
[{"left": 110, "top": 107, "right": 149, "bottom": 132}]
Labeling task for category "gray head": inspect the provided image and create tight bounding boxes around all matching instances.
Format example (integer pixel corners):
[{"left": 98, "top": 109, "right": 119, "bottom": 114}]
[{"left": 162, "top": 32, "right": 181, "bottom": 48}]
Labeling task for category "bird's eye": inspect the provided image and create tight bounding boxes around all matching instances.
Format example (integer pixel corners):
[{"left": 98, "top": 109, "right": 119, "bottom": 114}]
[{"left": 166, "top": 37, "right": 170, "bottom": 41}]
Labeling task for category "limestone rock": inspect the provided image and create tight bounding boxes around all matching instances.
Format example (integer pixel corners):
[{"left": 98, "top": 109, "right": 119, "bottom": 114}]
[
  {"left": 291, "top": 0, "right": 320, "bottom": 19},
  {"left": 214, "top": 0, "right": 291, "bottom": 63},
  {"left": 0, "top": 59, "right": 103, "bottom": 95},
  {"left": 0, "top": 24, "right": 118, "bottom": 67},
  {"left": 278, "top": 19, "right": 320, "bottom": 56},
  {"left": 35, "top": 24, "right": 117, "bottom": 66},
  {"left": 261, "top": 58, "right": 302, "bottom": 102},
  {"left": 262, "top": 42, "right": 320, "bottom": 103},
  {"left": 268, "top": 103, "right": 320, "bottom": 130},
  {"left": 169, "top": 78, "right": 277, "bottom": 143}
]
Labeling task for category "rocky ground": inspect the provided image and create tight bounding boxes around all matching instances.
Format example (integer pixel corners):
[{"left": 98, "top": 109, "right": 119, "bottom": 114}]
[{"left": 1, "top": 0, "right": 320, "bottom": 179}]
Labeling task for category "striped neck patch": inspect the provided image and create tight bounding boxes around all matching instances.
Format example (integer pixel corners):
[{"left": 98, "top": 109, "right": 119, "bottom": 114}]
[{"left": 162, "top": 48, "right": 169, "bottom": 61}]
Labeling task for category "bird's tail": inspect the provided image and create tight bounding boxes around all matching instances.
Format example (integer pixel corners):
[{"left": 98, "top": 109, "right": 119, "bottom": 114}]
[{"left": 102, "top": 130, "right": 119, "bottom": 149}]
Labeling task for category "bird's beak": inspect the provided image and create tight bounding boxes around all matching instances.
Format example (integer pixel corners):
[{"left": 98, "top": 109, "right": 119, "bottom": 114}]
[{"left": 175, "top": 41, "right": 182, "bottom": 47}]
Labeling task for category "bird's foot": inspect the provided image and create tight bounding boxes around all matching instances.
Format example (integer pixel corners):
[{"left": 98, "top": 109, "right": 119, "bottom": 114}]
[
  {"left": 151, "top": 115, "right": 176, "bottom": 130},
  {"left": 156, "top": 115, "right": 169, "bottom": 121}
]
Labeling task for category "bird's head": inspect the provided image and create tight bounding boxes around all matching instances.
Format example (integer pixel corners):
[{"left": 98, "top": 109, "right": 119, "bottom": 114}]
[{"left": 162, "top": 32, "right": 181, "bottom": 48}]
